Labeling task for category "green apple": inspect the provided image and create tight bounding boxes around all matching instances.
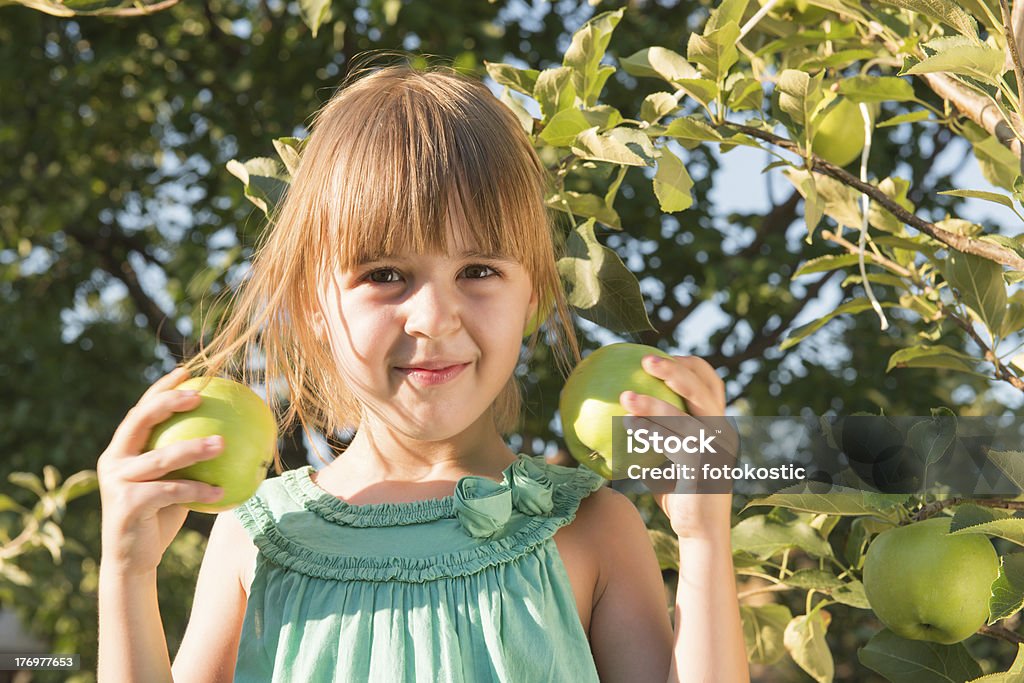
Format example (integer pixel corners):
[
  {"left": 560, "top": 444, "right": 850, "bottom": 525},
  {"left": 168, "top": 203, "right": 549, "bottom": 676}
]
[
  {"left": 863, "top": 517, "right": 999, "bottom": 644},
  {"left": 145, "top": 377, "right": 277, "bottom": 513},
  {"left": 559, "top": 343, "right": 686, "bottom": 479},
  {"left": 811, "top": 98, "right": 869, "bottom": 168}
]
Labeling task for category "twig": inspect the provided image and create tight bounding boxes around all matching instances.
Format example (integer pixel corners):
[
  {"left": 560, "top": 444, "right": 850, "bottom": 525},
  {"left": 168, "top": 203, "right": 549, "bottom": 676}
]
[
  {"left": 980, "top": 624, "right": 1024, "bottom": 645},
  {"left": 723, "top": 122, "right": 1024, "bottom": 270},
  {"left": 820, "top": 230, "right": 913, "bottom": 278},
  {"left": 943, "top": 307, "right": 1024, "bottom": 391}
]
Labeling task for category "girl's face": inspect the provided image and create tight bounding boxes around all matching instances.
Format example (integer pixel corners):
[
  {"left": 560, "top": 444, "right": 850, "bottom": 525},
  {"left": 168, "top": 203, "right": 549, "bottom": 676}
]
[{"left": 316, "top": 218, "right": 537, "bottom": 442}]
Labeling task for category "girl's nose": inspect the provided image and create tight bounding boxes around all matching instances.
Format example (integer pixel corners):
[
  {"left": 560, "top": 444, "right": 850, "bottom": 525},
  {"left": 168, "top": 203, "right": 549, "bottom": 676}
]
[{"left": 402, "top": 283, "right": 462, "bottom": 339}]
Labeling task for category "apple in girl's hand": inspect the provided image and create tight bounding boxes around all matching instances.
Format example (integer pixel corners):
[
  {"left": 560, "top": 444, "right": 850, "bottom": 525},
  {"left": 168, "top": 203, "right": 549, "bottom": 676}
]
[
  {"left": 145, "top": 377, "right": 277, "bottom": 513},
  {"left": 559, "top": 343, "right": 686, "bottom": 479}
]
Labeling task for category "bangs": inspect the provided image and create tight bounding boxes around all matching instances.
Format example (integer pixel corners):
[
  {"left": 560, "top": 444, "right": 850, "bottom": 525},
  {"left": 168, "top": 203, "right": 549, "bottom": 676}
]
[{"left": 305, "top": 71, "right": 547, "bottom": 275}]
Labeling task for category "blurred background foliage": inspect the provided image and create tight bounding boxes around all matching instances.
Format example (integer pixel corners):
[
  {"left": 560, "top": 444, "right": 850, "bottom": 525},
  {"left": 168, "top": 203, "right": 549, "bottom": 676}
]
[{"left": 2, "top": 0, "right": 1019, "bottom": 680}]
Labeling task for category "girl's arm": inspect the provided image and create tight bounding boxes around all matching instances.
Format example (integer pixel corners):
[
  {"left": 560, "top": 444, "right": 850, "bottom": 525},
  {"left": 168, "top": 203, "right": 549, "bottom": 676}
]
[
  {"left": 97, "top": 367, "right": 230, "bottom": 682},
  {"left": 98, "top": 566, "right": 174, "bottom": 682},
  {"left": 170, "top": 511, "right": 251, "bottom": 683},
  {"left": 98, "top": 511, "right": 249, "bottom": 683},
  {"left": 668, "top": 523, "right": 748, "bottom": 683},
  {"left": 614, "top": 353, "right": 750, "bottom": 681}
]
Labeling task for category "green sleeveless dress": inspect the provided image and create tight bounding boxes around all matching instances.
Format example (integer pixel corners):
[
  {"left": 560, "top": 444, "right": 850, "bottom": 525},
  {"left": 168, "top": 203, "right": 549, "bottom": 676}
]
[{"left": 232, "top": 453, "right": 606, "bottom": 682}]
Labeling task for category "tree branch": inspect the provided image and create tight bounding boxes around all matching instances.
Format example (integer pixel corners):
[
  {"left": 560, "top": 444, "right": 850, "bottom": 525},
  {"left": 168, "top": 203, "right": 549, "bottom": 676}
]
[
  {"left": 65, "top": 227, "right": 189, "bottom": 360},
  {"left": 980, "top": 624, "right": 1024, "bottom": 645},
  {"left": 724, "top": 122, "right": 1024, "bottom": 270},
  {"left": 918, "top": 72, "right": 1024, "bottom": 164},
  {"left": 1000, "top": 0, "right": 1024, "bottom": 114}
]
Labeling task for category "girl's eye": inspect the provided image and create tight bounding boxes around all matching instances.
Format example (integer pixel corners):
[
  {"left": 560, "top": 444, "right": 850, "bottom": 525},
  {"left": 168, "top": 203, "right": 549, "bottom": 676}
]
[
  {"left": 366, "top": 268, "right": 401, "bottom": 284},
  {"left": 463, "top": 264, "right": 500, "bottom": 279}
]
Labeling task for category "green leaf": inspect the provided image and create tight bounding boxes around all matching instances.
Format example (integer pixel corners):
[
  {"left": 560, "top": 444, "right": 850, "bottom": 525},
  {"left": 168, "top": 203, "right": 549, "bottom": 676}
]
[
  {"left": 539, "top": 108, "right": 592, "bottom": 147},
  {"left": 639, "top": 92, "right": 679, "bottom": 124},
  {"left": 879, "top": 0, "right": 979, "bottom": 39},
  {"left": 663, "top": 115, "right": 724, "bottom": 148},
  {"left": 838, "top": 76, "right": 916, "bottom": 103},
  {"left": 673, "top": 78, "right": 719, "bottom": 110},
  {"left": 745, "top": 484, "right": 884, "bottom": 516},
  {"left": 903, "top": 43, "right": 1005, "bottom": 85},
  {"left": 8, "top": 472, "right": 44, "bottom": 498},
  {"left": 484, "top": 62, "right": 540, "bottom": 97},
  {"left": 58, "top": 469, "right": 98, "bottom": 503},
  {"left": 784, "top": 168, "right": 861, "bottom": 229},
  {"left": 534, "top": 67, "right": 576, "bottom": 122},
  {"left": 705, "top": 0, "right": 750, "bottom": 34},
  {"left": 776, "top": 69, "right": 826, "bottom": 127},
  {"left": 886, "top": 344, "right": 982, "bottom": 375},
  {"left": 731, "top": 515, "right": 834, "bottom": 559},
  {"left": 499, "top": 88, "right": 534, "bottom": 135},
  {"left": 562, "top": 8, "right": 624, "bottom": 106},
  {"left": 272, "top": 137, "right": 304, "bottom": 178},
  {"left": 878, "top": 110, "right": 933, "bottom": 128},
  {"left": 785, "top": 569, "right": 845, "bottom": 591},
  {"left": 859, "top": 628, "right": 982, "bottom": 682},
  {"left": 802, "top": 174, "right": 823, "bottom": 240},
  {"left": 781, "top": 298, "right": 897, "bottom": 351},
  {"left": 832, "top": 580, "right": 872, "bottom": 609},
  {"left": 571, "top": 127, "right": 649, "bottom": 167},
  {"left": 686, "top": 21, "right": 741, "bottom": 82},
  {"left": 951, "top": 505, "right": 1024, "bottom": 546},
  {"left": 226, "top": 157, "right": 289, "bottom": 217},
  {"left": 619, "top": 47, "right": 699, "bottom": 82},
  {"left": 962, "top": 122, "right": 1022, "bottom": 192},
  {"left": 741, "top": 604, "right": 791, "bottom": 665},
  {"left": 652, "top": 147, "right": 694, "bottom": 213},
  {"left": 989, "top": 553, "right": 1024, "bottom": 624},
  {"left": 984, "top": 451, "right": 1024, "bottom": 494},
  {"left": 726, "top": 76, "right": 764, "bottom": 112},
  {"left": 907, "top": 414, "right": 957, "bottom": 468},
  {"left": 938, "top": 189, "right": 1017, "bottom": 213},
  {"left": 297, "top": 0, "right": 332, "bottom": 38},
  {"left": 784, "top": 612, "right": 834, "bottom": 683},
  {"left": 556, "top": 219, "right": 654, "bottom": 333},
  {"left": 1001, "top": 292, "right": 1024, "bottom": 336},
  {"left": 941, "top": 248, "right": 1008, "bottom": 337},
  {"left": 800, "top": 49, "right": 876, "bottom": 72},
  {"left": 793, "top": 253, "right": 882, "bottom": 278},
  {"left": 545, "top": 191, "right": 621, "bottom": 229}
]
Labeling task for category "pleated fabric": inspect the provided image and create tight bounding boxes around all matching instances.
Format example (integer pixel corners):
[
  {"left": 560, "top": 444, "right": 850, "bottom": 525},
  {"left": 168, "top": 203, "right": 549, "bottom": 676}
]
[{"left": 232, "top": 453, "right": 606, "bottom": 682}]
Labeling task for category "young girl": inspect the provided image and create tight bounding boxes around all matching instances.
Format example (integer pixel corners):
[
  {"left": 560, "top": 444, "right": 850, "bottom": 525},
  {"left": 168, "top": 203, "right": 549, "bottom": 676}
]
[{"left": 97, "top": 61, "right": 748, "bottom": 682}]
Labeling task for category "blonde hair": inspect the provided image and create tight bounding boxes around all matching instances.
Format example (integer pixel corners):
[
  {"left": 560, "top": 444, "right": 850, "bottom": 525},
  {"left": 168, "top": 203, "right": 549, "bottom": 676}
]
[{"left": 185, "top": 56, "right": 581, "bottom": 472}]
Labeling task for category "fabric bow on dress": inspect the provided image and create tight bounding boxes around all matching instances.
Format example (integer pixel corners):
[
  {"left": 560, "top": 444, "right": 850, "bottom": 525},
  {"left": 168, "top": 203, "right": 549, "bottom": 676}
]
[{"left": 452, "top": 456, "right": 556, "bottom": 539}]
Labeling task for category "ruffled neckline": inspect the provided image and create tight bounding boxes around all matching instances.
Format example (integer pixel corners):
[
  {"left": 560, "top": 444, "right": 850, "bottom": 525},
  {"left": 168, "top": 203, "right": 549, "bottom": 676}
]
[
  {"left": 283, "top": 453, "right": 589, "bottom": 539},
  {"left": 237, "top": 453, "right": 607, "bottom": 582}
]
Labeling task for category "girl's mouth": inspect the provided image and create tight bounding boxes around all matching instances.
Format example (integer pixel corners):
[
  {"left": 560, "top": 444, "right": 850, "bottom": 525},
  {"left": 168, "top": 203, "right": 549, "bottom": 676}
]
[{"left": 395, "top": 362, "right": 471, "bottom": 386}]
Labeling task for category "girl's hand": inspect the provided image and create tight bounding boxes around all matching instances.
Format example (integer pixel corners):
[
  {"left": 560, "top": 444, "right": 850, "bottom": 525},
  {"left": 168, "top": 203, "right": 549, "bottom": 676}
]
[
  {"left": 619, "top": 354, "right": 736, "bottom": 541},
  {"left": 97, "top": 367, "right": 226, "bottom": 576}
]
